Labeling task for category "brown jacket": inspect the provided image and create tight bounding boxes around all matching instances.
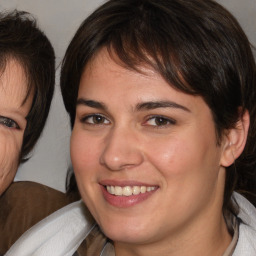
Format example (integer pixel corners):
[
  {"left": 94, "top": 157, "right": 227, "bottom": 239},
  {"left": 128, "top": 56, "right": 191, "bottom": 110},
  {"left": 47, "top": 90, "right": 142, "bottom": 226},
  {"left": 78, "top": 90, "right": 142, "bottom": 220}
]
[{"left": 0, "top": 181, "right": 72, "bottom": 255}]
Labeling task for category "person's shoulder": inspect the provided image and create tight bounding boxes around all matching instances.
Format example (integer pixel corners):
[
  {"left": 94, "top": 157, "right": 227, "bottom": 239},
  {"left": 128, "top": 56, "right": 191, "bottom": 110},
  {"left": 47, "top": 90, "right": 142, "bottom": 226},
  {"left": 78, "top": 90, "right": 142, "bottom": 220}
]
[
  {"left": 76, "top": 224, "right": 107, "bottom": 255},
  {"left": 0, "top": 181, "right": 72, "bottom": 254},
  {"left": 4, "top": 180, "right": 65, "bottom": 196},
  {"left": 232, "top": 192, "right": 256, "bottom": 255},
  {"left": 233, "top": 192, "right": 256, "bottom": 224},
  {"left": 0, "top": 181, "right": 71, "bottom": 219},
  {"left": 4, "top": 197, "right": 96, "bottom": 256}
]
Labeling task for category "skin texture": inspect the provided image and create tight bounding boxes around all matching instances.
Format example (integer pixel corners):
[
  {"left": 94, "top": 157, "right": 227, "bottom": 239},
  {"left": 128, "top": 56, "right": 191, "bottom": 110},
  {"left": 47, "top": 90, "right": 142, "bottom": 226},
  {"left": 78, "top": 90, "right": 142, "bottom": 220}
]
[
  {"left": 0, "top": 59, "right": 32, "bottom": 195},
  {"left": 71, "top": 48, "right": 248, "bottom": 256}
]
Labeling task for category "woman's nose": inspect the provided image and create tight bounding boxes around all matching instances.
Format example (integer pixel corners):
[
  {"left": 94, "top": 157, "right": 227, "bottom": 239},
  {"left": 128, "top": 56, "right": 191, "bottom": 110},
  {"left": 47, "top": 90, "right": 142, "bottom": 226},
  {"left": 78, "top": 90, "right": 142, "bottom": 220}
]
[{"left": 99, "top": 127, "right": 144, "bottom": 171}]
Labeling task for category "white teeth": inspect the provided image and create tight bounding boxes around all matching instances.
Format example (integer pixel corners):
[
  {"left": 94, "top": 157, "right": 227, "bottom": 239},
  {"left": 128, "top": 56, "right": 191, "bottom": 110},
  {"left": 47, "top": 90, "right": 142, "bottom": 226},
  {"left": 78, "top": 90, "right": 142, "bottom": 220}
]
[
  {"left": 115, "top": 186, "right": 123, "bottom": 196},
  {"left": 106, "top": 185, "right": 156, "bottom": 196},
  {"left": 141, "top": 186, "right": 146, "bottom": 193},
  {"left": 123, "top": 186, "right": 132, "bottom": 196},
  {"left": 132, "top": 186, "right": 140, "bottom": 195}
]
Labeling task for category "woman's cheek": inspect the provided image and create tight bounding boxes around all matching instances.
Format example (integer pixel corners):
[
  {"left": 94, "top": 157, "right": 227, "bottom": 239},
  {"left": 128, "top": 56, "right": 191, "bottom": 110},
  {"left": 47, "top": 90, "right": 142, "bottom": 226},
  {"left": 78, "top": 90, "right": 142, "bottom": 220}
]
[
  {"left": 0, "top": 132, "right": 20, "bottom": 195},
  {"left": 70, "top": 131, "right": 98, "bottom": 172},
  {"left": 146, "top": 137, "right": 187, "bottom": 176}
]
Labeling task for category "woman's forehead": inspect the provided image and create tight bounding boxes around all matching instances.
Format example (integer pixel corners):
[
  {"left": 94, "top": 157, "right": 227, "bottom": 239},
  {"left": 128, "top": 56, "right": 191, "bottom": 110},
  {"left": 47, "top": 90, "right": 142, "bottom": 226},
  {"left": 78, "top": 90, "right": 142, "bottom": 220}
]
[{"left": 0, "top": 59, "right": 32, "bottom": 108}]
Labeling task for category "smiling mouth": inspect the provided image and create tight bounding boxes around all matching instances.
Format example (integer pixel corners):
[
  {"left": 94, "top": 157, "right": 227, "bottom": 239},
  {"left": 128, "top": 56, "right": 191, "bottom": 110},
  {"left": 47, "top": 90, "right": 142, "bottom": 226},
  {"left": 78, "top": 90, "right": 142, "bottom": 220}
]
[{"left": 106, "top": 185, "right": 157, "bottom": 196}]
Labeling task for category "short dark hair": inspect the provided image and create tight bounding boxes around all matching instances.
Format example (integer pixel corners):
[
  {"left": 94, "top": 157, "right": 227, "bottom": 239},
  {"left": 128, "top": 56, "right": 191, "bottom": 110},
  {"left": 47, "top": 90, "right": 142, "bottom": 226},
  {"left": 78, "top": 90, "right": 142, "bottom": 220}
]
[
  {"left": 61, "top": 0, "right": 256, "bottom": 217},
  {"left": 0, "top": 10, "right": 55, "bottom": 161}
]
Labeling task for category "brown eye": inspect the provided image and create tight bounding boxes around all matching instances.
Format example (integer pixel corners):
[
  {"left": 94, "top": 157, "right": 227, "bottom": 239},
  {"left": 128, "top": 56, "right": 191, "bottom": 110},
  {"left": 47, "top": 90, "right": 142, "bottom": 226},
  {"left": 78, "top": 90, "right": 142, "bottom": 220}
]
[
  {"left": 93, "top": 115, "right": 105, "bottom": 124},
  {"left": 154, "top": 117, "right": 169, "bottom": 126},
  {"left": 145, "top": 116, "right": 176, "bottom": 127},
  {"left": 81, "top": 114, "right": 110, "bottom": 125}
]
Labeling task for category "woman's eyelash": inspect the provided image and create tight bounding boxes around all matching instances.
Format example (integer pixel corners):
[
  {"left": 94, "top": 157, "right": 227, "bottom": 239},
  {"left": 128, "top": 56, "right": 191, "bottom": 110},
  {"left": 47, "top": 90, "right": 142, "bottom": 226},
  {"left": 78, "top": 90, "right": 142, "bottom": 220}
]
[
  {"left": 144, "top": 115, "right": 176, "bottom": 127},
  {"left": 79, "top": 114, "right": 176, "bottom": 127},
  {"left": 0, "top": 116, "right": 20, "bottom": 129},
  {"left": 80, "top": 114, "right": 110, "bottom": 125}
]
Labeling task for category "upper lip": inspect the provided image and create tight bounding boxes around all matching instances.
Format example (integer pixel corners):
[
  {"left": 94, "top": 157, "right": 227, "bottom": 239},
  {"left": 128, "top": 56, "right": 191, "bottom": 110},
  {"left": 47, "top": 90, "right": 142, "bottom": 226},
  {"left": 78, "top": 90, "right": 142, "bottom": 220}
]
[{"left": 100, "top": 180, "right": 158, "bottom": 187}]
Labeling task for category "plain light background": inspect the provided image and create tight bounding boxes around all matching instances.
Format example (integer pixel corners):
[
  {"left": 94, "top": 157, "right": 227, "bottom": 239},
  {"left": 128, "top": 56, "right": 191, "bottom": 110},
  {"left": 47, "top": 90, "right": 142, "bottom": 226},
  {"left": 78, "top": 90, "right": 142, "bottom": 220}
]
[{"left": 0, "top": 0, "right": 255, "bottom": 192}]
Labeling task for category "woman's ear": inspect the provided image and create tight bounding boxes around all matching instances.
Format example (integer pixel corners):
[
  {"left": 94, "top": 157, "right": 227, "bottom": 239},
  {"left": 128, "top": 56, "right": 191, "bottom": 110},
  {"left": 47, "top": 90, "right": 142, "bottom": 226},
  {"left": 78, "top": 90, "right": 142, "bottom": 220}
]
[{"left": 220, "top": 109, "right": 250, "bottom": 167}]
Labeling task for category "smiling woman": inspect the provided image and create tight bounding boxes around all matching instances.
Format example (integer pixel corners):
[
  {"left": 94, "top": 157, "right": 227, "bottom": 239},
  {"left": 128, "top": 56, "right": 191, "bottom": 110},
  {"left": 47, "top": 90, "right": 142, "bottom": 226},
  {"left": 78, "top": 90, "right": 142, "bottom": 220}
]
[
  {"left": 0, "top": 11, "right": 64, "bottom": 255},
  {"left": 0, "top": 59, "right": 33, "bottom": 195},
  {"left": 6, "top": 0, "right": 256, "bottom": 256},
  {"left": 0, "top": 11, "right": 55, "bottom": 195}
]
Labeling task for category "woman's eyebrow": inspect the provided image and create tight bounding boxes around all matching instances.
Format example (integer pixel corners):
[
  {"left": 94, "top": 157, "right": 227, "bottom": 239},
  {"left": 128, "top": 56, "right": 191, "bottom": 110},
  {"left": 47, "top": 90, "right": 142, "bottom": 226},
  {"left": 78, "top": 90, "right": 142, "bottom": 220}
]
[
  {"left": 76, "top": 98, "right": 107, "bottom": 110},
  {"left": 136, "top": 101, "right": 190, "bottom": 112},
  {"left": 76, "top": 99, "right": 190, "bottom": 112}
]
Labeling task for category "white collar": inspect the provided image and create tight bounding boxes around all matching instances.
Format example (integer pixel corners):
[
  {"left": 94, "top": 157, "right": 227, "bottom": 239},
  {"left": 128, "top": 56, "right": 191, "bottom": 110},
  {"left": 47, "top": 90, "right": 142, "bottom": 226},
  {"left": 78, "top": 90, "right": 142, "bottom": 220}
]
[{"left": 6, "top": 193, "right": 256, "bottom": 256}]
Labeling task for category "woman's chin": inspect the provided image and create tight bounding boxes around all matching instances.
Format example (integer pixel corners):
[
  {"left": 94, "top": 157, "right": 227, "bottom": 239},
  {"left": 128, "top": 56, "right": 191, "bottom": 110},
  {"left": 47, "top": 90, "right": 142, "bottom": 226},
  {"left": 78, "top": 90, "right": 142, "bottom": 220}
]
[{"left": 100, "top": 220, "right": 152, "bottom": 244}]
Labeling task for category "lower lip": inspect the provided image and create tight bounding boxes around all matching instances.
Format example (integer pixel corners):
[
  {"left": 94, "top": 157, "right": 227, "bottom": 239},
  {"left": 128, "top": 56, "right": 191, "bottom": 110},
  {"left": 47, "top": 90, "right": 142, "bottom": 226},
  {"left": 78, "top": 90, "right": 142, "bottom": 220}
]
[{"left": 101, "top": 185, "right": 157, "bottom": 208}]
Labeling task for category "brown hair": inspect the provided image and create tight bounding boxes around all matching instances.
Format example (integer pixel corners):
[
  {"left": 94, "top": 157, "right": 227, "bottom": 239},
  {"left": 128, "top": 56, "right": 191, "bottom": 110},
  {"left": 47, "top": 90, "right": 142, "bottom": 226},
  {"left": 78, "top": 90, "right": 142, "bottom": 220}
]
[
  {"left": 61, "top": 0, "right": 256, "bottom": 218},
  {"left": 0, "top": 10, "right": 55, "bottom": 161}
]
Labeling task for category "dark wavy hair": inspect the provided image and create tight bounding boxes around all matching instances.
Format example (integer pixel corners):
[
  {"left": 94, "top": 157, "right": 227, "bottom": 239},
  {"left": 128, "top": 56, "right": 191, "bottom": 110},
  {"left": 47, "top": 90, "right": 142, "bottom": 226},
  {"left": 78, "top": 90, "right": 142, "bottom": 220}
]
[
  {"left": 61, "top": 0, "right": 256, "bottom": 221},
  {"left": 0, "top": 10, "right": 55, "bottom": 161}
]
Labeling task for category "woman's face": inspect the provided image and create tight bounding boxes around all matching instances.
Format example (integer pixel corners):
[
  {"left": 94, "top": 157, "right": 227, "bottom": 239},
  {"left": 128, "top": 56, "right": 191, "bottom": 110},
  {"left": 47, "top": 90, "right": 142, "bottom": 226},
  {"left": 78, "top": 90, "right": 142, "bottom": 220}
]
[
  {"left": 71, "top": 49, "right": 229, "bottom": 248},
  {"left": 0, "top": 59, "right": 32, "bottom": 195}
]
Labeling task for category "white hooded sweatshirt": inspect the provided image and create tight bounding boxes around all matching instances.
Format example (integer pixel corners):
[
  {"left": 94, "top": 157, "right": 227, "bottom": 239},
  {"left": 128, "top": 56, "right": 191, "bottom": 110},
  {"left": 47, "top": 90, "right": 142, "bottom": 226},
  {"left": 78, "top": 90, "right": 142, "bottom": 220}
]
[{"left": 5, "top": 192, "right": 256, "bottom": 256}]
